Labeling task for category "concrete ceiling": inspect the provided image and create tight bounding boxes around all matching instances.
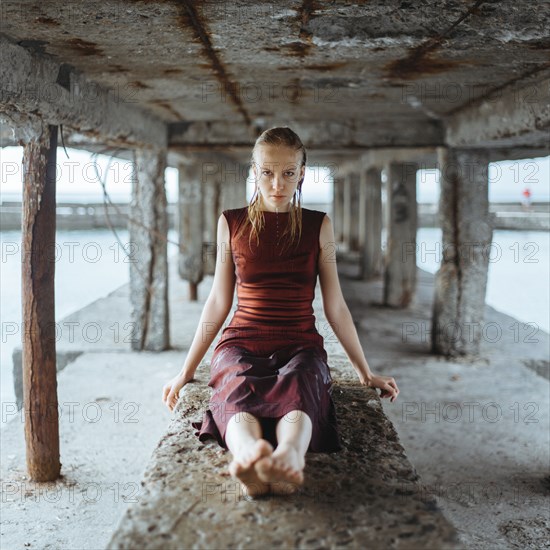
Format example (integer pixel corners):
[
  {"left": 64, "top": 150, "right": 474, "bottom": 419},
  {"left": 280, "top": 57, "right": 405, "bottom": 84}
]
[{"left": 0, "top": 0, "right": 549, "bottom": 155}]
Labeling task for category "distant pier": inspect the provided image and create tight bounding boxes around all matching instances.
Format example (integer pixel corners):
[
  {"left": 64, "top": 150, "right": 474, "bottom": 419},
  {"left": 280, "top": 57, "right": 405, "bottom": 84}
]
[{"left": 1, "top": 201, "right": 548, "bottom": 231}]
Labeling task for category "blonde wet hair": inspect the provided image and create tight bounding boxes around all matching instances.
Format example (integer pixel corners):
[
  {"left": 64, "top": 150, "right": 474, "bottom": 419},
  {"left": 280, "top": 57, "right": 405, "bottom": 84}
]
[{"left": 235, "top": 126, "right": 306, "bottom": 254}]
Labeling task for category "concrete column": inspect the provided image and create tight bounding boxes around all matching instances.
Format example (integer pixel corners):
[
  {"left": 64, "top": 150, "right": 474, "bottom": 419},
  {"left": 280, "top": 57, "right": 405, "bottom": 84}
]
[
  {"left": 432, "top": 148, "right": 492, "bottom": 356},
  {"left": 220, "top": 159, "right": 248, "bottom": 210},
  {"left": 332, "top": 176, "right": 344, "bottom": 244},
  {"left": 383, "top": 161, "right": 418, "bottom": 307},
  {"left": 360, "top": 167, "right": 383, "bottom": 279},
  {"left": 381, "top": 168, "right": 389, "bottom": 242},
  {"left": 202, "top": 155, "right": 248, "bottom": 274},
  {"left": 202, "top": 162, "right": 221, "bottom": 277},
  {"left": 358, "top": 169, "right": 368, "bottom": 257},
  {"left": 129, "top": 149, "right": 170, "bottom": 351},
  {"left": 342, "top": 174, "right": 352, "bottom": 251},
  {"left": 21, "top": 121, "right": 61, "bottom": 481},
  {"left": 348, "top": 173, "right": 361, "bottom": 251},
  {"left": 178, "top": 159, "right": 204, "bottom": 301}
]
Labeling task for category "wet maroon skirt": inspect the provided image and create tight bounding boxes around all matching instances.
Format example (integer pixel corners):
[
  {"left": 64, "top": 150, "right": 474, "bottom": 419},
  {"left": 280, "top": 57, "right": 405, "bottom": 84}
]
[{"left": 191, "top": 343, "right": 343, "bottom": 453}]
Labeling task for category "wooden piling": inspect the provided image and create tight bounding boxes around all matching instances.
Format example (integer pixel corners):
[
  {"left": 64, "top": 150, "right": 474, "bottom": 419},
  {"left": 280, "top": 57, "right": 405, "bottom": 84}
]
[{"left": 21, "top": 123, "right": 61, "bottom": 481}]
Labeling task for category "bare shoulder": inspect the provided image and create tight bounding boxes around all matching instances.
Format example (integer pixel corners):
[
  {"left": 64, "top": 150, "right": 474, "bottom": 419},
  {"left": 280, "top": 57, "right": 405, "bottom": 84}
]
[
  {"left": 218, "top": 211, "right": 230, "bottom": 233},
  {"left": 319, "top": 212, "right": 334, "bottom": 247},
  {"left": 217, "top": 212, "right": 232, "bottom": 254}
]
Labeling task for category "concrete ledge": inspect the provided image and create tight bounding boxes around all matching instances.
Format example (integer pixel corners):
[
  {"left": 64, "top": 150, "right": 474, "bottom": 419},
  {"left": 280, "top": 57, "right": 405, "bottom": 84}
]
[{"left": 107, "top": 356, "right": 460, "bottom": 549}]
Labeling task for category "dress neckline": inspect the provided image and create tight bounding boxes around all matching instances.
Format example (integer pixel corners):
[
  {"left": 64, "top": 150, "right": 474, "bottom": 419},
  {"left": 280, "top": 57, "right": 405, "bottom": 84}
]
[{"left": 259, "top": 208, "right": 293, "bottom": 214}]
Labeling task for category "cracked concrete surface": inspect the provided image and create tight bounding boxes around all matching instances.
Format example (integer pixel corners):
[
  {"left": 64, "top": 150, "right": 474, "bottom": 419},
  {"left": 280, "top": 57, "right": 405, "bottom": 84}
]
[{"left": 106, "top": 266, "right": 461, "bottom": 549}]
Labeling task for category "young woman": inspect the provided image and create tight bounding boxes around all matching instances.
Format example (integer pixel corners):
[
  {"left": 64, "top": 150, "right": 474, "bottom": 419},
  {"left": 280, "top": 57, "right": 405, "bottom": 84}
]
[{"left": 162, "top": 127, "right": 399, "bottom": 497}]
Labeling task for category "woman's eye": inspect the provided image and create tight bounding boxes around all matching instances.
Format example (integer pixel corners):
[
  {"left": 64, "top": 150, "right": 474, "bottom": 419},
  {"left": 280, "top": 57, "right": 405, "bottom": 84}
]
[
  {"left": 262, "top": 171, "right": 271, "bottom": 176},
  {"left": 285, "top": 172, "right": 295, "bottom": 177}
]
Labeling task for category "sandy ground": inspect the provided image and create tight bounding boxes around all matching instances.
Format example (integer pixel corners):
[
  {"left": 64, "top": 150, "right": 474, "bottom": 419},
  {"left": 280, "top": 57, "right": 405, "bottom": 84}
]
[{"left": 1, "top": 262, "right": 548, "bottom": 549}]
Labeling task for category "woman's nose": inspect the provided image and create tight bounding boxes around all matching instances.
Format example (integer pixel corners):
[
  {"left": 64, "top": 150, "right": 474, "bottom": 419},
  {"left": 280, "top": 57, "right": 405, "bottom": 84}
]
[{"left": 272, "top": 176, "right": 284, "bottom": 190}]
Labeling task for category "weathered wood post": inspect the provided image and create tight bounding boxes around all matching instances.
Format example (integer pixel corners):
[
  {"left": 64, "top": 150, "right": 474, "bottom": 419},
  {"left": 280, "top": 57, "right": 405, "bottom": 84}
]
[
  {"left": 178, "top": 159, "right": 204, "bottom": 301},
  {"left": 21, "top": 121, "right": 61, "bottom": 481},
  {"left": 383, "top": 161, "right": 418, "bottom": 307},
  {"left": 432, "top": 147, "right": 492, "bottom": 356},
  {"left": 128, "top": 148, "right": 170, "bottom": 351}
]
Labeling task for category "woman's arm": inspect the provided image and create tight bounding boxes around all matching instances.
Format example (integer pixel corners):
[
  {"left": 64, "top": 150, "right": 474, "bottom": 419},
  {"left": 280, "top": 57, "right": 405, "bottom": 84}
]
[
  {"left": 179, "top": 213, "right": 236, "bottom": 379},
  {"left": 318, "top": 214, "right": 374, "bottom": 383},
  {"left": 318, "top": 214, "right": 399, "bottom": 402}
]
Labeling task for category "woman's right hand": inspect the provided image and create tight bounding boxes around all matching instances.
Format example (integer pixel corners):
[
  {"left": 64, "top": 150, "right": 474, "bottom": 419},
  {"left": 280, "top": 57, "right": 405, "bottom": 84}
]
[
  {"left": 162, "top": 372, "right": 194, "bottom": 412},
  {"left": 360, "top": 374, "right": 400, "bottom": 403}
]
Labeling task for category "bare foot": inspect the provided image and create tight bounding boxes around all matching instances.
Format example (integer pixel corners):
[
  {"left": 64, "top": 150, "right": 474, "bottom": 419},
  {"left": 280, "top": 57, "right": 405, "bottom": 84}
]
[
  {"left": 255, "top": 442, "right": 305, "bottom": 495},
  {"left": 228, "top": 439, "right": 273, "bottom": 498}
]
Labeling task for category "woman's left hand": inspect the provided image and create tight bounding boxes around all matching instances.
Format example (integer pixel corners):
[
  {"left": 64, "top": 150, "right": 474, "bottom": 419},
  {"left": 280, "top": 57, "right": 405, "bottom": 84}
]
[{"left": 360, "top": 374, "right": 400, "bottom": 402}]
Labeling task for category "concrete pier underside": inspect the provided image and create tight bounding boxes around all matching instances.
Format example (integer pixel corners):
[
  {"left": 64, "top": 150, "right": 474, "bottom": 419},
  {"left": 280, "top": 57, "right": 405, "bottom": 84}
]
[{"left": 1, "top": 1, "right": 549, "bottom": 548}]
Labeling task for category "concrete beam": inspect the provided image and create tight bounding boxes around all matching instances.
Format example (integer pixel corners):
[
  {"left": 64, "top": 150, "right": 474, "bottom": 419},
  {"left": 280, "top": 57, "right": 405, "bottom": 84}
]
[
  {"left": 446, "top": 77, "right": 550, "bottom": 149},
  {"left": 359, "top": 145, "right": 549, "bottom": 174},
  {"left": 3, "top": 123, "right": 544, "bottom": 167},
  {"left": 360, "top": 148, "right": 438, "bottom": 171},
  {"left": 0, "top": 34, "right": 167, "bottom": 149},
  {"left": 169, "top": 119, "right": 445, "bottom": 149},
  {"left": 486, "top": 147, "right": 550, "bottom": 163}
]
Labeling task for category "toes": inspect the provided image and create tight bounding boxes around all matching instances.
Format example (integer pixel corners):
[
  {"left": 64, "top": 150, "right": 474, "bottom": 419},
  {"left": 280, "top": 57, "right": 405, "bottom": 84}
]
[
  {"left": 274, "top": 463, "right": 301, "bottom": 483},
  {"left": 228, "top": 460, "right": 243, "bottom": 477},
  {"left": 255, "top": 456, "right": 273, "bottom": 482},
  {"left": 291, "top": 470, "right": 304, "bottom": 484},
  {"left": 256, "top": 459, "right": 304, "bottom": 486},
  {"left": 230, "top": 439, "right": 275, "bottom": 482},
  {"left": 229, "top": 459, "right": 271, "bottom": 498},
  {"left": 253, "top": 439, "right": 274, "bottom": 461}
]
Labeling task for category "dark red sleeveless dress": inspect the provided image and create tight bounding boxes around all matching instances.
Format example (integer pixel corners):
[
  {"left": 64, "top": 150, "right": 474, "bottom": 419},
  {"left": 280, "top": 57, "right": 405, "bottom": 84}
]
[{"left": 191, "top": 206, "right": 343, "bottom": 453}]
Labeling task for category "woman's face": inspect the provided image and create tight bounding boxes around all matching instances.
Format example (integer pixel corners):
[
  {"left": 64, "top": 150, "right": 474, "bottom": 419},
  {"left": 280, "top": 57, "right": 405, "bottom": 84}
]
[{"left": 252, "top": 144, "right": 305, "bottom": 212}]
